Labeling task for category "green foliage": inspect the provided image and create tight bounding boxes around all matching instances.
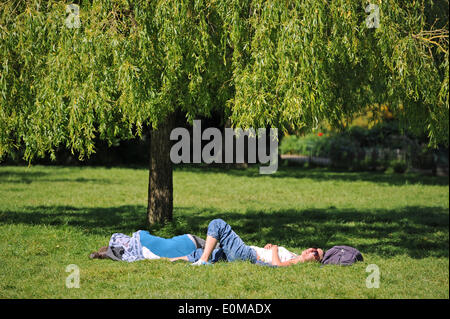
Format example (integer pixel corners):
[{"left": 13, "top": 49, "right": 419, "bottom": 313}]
[
  {"left": 280, "top": 133, "right": 330, "bottom": 157},
  {"left": 0, "top": 0, "right": 233, "bottom": 161},
  {"left": 389, "top": 159, "right": 408, "bottom": 174},
  {"left": 280, "top": 133, "right": 357, "bottom": 158},
  {"left": 224, "top": 0, "right": 449, "bottom": 146},
  {"left": 0, "top": 0, "right": 448, "bottom": 163},
  {"left": 279, "top": 135, "right": 301, "bottom": 155},
  {"left": 280, "top": 122, "right": 446, "bottom": 171}
]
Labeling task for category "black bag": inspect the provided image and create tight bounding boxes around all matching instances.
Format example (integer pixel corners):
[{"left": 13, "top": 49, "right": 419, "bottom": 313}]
[{"left": 321, "top": 245, "right": 363, "bottom": 266}]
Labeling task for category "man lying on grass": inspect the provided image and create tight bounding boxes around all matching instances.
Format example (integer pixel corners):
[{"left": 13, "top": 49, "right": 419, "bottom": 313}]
[
  {"left": 171, "top": 218, "right": 324, "bottom": 267},
  {"left": 90, "top": 218, "right": 323, "bottom": 267}
]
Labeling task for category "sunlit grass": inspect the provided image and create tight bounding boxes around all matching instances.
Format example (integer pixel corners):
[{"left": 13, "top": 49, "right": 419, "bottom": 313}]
[{"left": 0, "top": 165, "right": 448, "bottom": 298}]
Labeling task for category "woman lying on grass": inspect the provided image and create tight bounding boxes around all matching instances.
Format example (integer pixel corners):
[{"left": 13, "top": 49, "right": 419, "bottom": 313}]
[
  {"left": 171, "top": 219, "right": 324, "bottom": 267},
  {"left": 89, "top": 230, "right": 207, "bottom": 262},
  {"left": 90, "top": 218, "right": 323, "bottom": 267}
]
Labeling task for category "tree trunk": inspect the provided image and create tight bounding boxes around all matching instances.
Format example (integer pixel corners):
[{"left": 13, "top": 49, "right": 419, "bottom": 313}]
[{"left": 147, "top": 115, "right": 174, "bottom": 225}]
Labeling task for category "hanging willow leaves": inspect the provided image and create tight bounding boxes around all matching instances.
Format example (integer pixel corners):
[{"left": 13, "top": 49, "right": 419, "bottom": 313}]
[
  {"left": 0, "top": 0, "right": 233, "bottom": 161},
  {"left": 0, "top": 0, "right": 448, "bottom": 162},
  {"left": 219, "top": 0, "right": 448, "bottom": 145}
]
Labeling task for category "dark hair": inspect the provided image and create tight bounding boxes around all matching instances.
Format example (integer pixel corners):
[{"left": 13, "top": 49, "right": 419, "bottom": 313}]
[
  {"left": 312, "top": 247, "right": 323, "bottom": 262},
  {"left": 89, "top": 246, "right": 108, "bottom": 259}
]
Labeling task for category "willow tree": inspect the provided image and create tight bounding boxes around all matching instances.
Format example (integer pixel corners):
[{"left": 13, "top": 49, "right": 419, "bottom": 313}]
[
  {"left": 0, "top": 0, "right": 232, "bottom": 224},
  {"left": 1, "top": 0, "right": 448, "bottom": 225},
  {"left": 220, "top": 0, "right": 448, "bottom": 144}
]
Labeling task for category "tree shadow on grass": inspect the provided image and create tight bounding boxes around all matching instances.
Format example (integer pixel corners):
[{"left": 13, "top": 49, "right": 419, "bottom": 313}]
[
  {"left": 172, "top": 206, "right": 449, "bottom": 259},
  {"left": 1, "top": 204, "right": 448, "bottom": 259},
  {"left": 0, "top": 170, "right": 51, "bottom": 184},
  {"left": 0, "top": 205, "right": 148, "bottom": 236},
  {"left": 0, "top": 170, "right": 112, "bottom": 184},
  {"left": 2, "top": 165, "right": 447, "bottom": 186},
  {"left": 175, "top": 165, "right": 449, "bottom": 186}
]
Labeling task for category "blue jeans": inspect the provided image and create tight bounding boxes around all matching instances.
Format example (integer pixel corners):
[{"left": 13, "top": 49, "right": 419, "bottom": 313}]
[
  {"left": 188, "top": 219, "right": 257, "bottom": 263},
  {"left": 187, "top": 248, "right": 227, "bottom": 263}
]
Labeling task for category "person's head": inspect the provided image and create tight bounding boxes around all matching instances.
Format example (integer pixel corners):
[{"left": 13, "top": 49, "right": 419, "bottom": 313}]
[
  {"left": 89, "top": 246, "right": 108, "bottom": 259},
  {"left": 300, "top": 247, "right": 323, "bottom": 262}
]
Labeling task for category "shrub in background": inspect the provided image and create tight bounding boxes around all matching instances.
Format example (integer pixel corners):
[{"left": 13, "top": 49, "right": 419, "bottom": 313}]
[
  {"left": 280, "top": 122, "right": 447, "bottom": 174},
  {"left": 390, "top": 160, "right": 408, "bottom": 174}
]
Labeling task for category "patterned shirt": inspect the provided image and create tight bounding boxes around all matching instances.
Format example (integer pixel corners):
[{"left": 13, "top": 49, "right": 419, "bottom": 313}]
[{"left": 108, "top": 231, "right": 145, "bottom": 262}]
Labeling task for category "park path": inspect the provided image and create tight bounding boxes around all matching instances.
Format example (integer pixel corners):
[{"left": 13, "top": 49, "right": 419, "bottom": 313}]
[{"left": 280, "top": 154, "right": 331, "bottom": 166}]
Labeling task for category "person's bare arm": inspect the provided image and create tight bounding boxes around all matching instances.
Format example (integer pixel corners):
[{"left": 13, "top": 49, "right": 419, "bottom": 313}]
[
  {"left": 169, "top": 256, "right": 189, "bottom": 262},
  {"left": 270, "top": 245, "right": 304, "bottom": 267}
]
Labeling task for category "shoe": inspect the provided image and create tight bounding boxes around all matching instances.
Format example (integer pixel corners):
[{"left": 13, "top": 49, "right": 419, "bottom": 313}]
[{"left": 191, "top": 260, "right": 211, "bottom": 266}]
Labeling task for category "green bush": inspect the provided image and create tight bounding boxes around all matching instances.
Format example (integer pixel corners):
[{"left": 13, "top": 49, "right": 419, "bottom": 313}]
[
  {"left": 279, "top": 123, "right": 445, "bottom": 172},
  {"left": 390, "top": 160, "right": 408, "bottom": 174},
  {"left": 280, "top": 134, "right": 331, "bottom": 157},
  {"left": 410, "top": 145, "right": 435, "bottom": 169},
  {"left": 326, "top": 135, "right": 361, "bottom": 168},
  {"left": 351, "top": 158, "right": 377, "bottom": 172},
  {"left": 279, "top": 135, "right": 301, "bottom": 155}
]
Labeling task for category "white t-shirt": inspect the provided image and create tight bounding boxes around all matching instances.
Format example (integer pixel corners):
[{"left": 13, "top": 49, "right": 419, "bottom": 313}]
[
  {"left": 142, "top": 246, "right": 160, "bottom": 260},
  {"left": 250, "top": 246, "right": 297, "bottom": 264}
]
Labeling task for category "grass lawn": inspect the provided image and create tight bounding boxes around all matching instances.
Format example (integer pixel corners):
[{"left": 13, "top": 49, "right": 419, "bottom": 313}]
[{"left": 0, "top": 165, "right": 448, "bottom": 298}]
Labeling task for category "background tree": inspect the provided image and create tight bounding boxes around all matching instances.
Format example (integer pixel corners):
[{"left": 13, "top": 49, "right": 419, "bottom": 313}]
[{"left": 1, "top": 0, "right": 448, "bottom": 225}]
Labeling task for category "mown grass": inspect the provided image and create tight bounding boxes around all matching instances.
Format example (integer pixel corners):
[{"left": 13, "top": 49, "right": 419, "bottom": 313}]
[{"left": 0, "top": 165, "right": 448, "bottom": 298}]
